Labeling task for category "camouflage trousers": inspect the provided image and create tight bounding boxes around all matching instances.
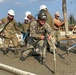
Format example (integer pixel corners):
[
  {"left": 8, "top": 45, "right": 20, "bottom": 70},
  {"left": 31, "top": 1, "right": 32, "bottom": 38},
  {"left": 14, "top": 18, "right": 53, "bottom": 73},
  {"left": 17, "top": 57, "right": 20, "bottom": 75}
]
[
  {"left": 22, "top": 39, "right": 47, "bottom": 58},
  {"left": 53, "top": 29, "right": 60, "bottom": 42},
  {"left": 2, "top": 34, "right": 19, "bottom": 51},
  {"left": 22, "top": 37, "right": 56, "bottom": 59}
]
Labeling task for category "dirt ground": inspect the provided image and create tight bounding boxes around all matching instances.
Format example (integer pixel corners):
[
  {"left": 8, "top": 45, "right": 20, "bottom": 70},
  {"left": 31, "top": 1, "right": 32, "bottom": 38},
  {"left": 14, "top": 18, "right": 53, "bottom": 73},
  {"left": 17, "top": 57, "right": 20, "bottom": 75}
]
[{"left": 0, "top": 40, "right": 76, "bottom": 75}]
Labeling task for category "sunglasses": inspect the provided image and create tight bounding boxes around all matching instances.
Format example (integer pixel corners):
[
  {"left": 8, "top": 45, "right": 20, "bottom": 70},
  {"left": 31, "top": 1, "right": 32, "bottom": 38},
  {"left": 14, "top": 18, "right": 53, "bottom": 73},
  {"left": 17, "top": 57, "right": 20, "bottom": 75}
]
[
  {"left": 8, "top": 14, "right": 14, "bottom": 17},
  {"left": 56, "top": 15, "right": 59, "bottom": 17},
  {"left": 25, "top": 20, "right": 28, "bottom": 21}
]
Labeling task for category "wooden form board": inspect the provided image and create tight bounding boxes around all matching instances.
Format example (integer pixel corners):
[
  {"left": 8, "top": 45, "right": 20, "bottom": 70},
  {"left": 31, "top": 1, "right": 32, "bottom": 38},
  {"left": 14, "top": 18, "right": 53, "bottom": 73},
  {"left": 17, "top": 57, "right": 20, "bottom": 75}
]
[{"left": 60, "top": 35, "right": 76, "bottom": 40}]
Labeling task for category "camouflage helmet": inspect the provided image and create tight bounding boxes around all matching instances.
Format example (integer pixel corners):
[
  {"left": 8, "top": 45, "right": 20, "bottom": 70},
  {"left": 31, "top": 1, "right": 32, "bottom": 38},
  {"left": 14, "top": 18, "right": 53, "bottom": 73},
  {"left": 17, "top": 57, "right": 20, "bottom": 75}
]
[{"left": 38, "top": 9, "right": 47, "bottom": 20}]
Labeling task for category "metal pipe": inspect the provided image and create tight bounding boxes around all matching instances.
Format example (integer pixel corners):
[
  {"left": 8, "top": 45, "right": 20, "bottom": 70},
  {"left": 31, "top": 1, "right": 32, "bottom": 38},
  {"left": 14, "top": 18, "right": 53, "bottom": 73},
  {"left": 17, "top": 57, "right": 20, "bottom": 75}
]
[{"left": 0, "top": 63, "right": 37, "bottom": 75}]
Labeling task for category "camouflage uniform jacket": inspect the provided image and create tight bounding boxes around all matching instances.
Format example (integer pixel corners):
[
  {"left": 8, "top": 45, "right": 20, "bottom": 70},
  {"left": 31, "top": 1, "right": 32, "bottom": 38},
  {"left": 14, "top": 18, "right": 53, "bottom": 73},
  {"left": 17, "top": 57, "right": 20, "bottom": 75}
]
[
  {"left": 1, "top": 17, "right": 20, "bottom": 35},
  {"left": 21, "top": 22, "right": 29, "bottom": 33},
  {"left": 29, "top": 19, "right": 53, "bottom": 39}
]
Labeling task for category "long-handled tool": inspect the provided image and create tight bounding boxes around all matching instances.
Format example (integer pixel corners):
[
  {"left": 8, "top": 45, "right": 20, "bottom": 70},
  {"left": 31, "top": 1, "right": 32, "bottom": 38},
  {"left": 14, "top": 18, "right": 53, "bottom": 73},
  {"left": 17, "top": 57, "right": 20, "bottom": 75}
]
[
  {"left": 51, "top": 38, "right": 56, "bottom": 73},
  {"left": 67, "top": 43, "right": 76, "bottom": 55}
]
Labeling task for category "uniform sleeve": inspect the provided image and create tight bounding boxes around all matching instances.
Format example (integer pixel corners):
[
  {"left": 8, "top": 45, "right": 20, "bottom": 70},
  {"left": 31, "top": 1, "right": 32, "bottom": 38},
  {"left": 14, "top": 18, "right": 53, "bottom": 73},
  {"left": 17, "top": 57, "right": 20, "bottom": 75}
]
[
  {"left": 20, "top": 23, "right": 24, "bottom": 31},
  {"left": 14, "top": 21, "right": 22, "bottom": 34},
  {"left": 44, "top": 23, "right": 54, "bottom": 36},
  {"left": 0, "top": 18, "right": 5, "bottom": 24}
]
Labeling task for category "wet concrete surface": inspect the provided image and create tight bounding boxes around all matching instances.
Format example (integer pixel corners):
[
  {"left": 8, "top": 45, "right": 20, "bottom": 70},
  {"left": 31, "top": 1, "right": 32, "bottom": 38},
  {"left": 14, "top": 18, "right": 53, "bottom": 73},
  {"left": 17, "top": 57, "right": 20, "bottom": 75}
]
[{"left": 0, "top": 41, "right": 76, "bottom": 75}]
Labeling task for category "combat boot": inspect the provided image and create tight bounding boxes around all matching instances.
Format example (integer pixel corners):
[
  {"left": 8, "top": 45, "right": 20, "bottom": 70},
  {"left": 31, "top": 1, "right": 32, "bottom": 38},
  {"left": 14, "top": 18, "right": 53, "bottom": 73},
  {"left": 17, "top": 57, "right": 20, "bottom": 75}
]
[
  {"left": 39, "top": 57, "right": 43, "bottom": 64},
  {"left": 9, "top": 47, "right": 18, "bottom": 55},
  {"left": 3, "top": 50, "right": 9, "bottom": 55},
  {"left": 20, "top": 50, "right": 30, "bottom": 62},
  {"left": 2, "top": 48, "right": 9, "bottom": 55},
  {"left": 49, "top": 50, "right": 53, "bottom": 54},
  {"left": 2, "top": 50, "right": 6, "bottom": 55},
  {"left": 12, "top": 50, "right": 18, "bottom": 55},
  {"left": 55, "top": 41, "right": 60, "bottom": 47},
  {"left": 20, "top": 56, "right": 26, "bottom": 62},
  {"left": 40, "top": 56, "right": 46, "bottom": 64}
]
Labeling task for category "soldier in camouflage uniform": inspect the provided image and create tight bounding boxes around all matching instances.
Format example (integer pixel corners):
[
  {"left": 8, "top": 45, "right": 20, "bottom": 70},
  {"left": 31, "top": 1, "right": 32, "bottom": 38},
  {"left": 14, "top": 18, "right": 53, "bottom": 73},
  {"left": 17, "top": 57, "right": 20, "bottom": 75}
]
[
  {"left": 40, "top": 5, "right": 55, "bottom": 53},
  {"left": 20, "top": 10, "right": 55, "bottom": 64},
  {"left": 40, "top": 5, "right": 54, "bottom": 29},
  {"left": 0, "top": 9, "right": 21, "bottom": 55},
  {"left": 21, "top": 16, "right": 29, "bottom": 45}
]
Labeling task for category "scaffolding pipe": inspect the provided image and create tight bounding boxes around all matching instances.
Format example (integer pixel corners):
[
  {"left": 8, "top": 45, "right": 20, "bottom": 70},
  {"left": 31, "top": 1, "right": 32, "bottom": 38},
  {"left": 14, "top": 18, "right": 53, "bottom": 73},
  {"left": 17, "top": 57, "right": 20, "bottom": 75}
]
[{"left": 0, "top": 63, "right": 37, "bottom": 75}]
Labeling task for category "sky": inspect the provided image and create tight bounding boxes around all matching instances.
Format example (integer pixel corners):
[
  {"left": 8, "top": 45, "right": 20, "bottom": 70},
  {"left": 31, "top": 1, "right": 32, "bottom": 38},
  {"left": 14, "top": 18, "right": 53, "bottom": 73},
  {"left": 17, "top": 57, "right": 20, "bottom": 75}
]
[{"left": 0, "top": 0, "right": 76, "bottom": 23}]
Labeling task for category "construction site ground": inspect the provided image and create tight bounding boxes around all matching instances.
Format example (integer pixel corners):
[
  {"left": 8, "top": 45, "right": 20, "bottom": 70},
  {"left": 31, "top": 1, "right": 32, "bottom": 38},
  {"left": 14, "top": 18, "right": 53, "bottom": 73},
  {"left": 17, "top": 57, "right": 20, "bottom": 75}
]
[{"left": 0, "top": 33, "right": 76, "bottom": 75}]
